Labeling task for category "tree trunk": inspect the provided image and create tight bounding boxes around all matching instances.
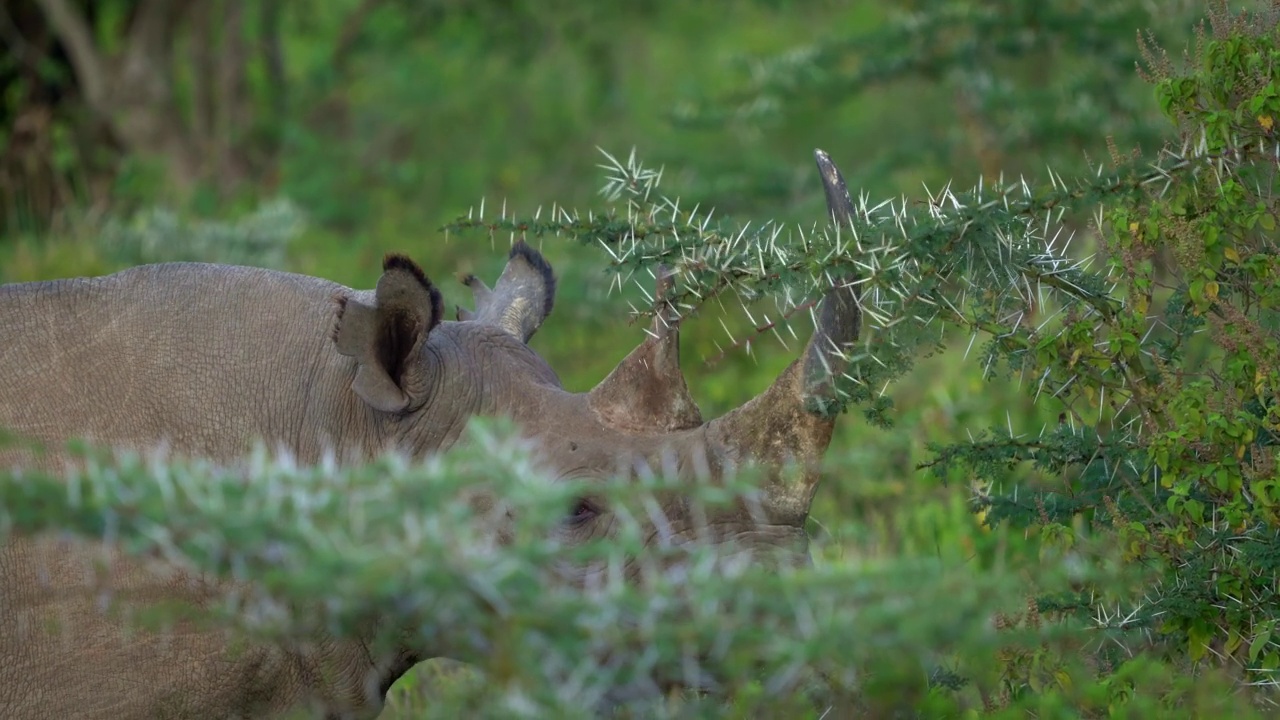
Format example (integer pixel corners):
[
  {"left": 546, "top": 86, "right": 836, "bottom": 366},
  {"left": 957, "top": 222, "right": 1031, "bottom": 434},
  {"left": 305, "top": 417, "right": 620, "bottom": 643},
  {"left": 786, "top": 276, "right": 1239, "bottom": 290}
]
[
  {"left": 213, "top": 0, "right": 253, "bottom": 194},
  {"left": 0, "top": 0, "right": 113, "bottom": 230},
  {"left": 190, "top": 0, "right": 216, "bottom": 179},
  {"left": 331, "top": 0, "right": 387, "bottom": 75},
  {"left": 257, "top": 0, "right": 286, "bottom": 190},
  {"left": 34, "top": 0, "right": 221, "bottom": 195}
]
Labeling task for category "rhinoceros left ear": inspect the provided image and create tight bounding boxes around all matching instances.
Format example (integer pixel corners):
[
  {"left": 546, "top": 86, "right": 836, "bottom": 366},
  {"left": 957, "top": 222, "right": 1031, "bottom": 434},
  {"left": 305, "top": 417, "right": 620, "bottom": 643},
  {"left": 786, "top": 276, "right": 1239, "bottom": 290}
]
[{"left": 331, "top": 253, "right": 443, "bottom": 413}]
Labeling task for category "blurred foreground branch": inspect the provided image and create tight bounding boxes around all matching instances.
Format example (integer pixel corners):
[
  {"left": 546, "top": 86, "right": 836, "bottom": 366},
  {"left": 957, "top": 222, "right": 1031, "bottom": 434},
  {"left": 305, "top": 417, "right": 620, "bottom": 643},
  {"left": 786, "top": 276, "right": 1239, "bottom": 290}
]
[{"left": 2, "top": 419, "right": 1046, "bottom": 717}]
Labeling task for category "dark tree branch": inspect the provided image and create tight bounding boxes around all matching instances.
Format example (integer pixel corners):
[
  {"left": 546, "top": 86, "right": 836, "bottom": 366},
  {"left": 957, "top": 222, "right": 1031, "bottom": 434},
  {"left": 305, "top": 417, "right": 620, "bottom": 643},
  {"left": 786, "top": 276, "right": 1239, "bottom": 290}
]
[
  {"left": 215, "top": 0, "right": 252, "bottom": 188},
  {"left": 190, "top": 0, "right": 215, "bottom": 162},
  {"left": 119, "top": 0, "right": 192, "bottom": 90},
  {"left": 260, "top": 0, "right": 287, "bottom": 133},
  {"left": 0, "top": 2, "right": 45, "bottom": 70},
  {"left": 331, "top": 0, "right": 387, "bottom": 76},
  {"left": 32, "top": 0, "right": 106, "bottom": 107}
]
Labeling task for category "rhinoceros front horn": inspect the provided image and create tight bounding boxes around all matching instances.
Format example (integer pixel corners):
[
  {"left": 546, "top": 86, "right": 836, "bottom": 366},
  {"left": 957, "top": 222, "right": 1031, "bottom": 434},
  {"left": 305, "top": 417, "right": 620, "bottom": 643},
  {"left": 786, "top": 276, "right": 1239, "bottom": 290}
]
[{"left": 708, "top": 149, "right": 862, "bottom": 526}]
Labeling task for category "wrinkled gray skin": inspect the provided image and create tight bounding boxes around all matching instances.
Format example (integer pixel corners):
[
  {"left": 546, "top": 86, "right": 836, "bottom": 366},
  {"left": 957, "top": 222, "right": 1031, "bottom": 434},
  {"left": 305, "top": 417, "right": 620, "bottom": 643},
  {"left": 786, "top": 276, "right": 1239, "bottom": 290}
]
[{"left": 0, "top": 151, "right": 863, "bottom": 719}]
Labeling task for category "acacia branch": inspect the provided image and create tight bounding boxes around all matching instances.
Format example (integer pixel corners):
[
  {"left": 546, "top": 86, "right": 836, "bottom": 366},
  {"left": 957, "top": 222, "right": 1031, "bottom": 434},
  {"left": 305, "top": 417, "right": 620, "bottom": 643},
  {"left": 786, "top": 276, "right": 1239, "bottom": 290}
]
[
  {"left": 703, "top": 296, "right": 821, "bottom": 366},
  {"left": 33, "top": 0, "right": 107, "bottom": 108}
]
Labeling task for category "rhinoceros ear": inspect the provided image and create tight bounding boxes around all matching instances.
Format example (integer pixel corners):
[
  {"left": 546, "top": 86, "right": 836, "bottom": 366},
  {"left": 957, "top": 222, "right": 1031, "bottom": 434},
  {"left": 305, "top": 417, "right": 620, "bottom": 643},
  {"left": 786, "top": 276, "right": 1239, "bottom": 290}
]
[
  {"left": 331, "top": 253, "right": 444, "bottom": 413},
  {"left": 456, "top": 239, "right": 555, "bottom": 343}
]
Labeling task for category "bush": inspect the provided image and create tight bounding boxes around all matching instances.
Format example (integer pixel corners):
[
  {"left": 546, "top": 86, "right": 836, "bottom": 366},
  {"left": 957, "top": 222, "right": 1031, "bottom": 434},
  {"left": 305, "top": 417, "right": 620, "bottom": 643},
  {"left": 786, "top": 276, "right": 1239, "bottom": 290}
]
[
  {"left": 99, "top": 198, "right": 305, "bottom": 269},
  {"left": 1, "top": 419, "right": 1039, "bottom": 719},
  {"left": 442, "top": 1, "right": 1280, "bottom": 713},
  {"left": 950, "top": 2, "right": 1280, "bottom": 699}
]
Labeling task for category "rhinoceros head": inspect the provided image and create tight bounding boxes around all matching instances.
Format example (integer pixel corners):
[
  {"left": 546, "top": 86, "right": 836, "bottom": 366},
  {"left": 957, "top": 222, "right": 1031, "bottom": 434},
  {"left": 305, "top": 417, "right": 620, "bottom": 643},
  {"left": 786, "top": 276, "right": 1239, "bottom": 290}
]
[{"left": 327, "top": 150, "right": 861, "bottom": 579}]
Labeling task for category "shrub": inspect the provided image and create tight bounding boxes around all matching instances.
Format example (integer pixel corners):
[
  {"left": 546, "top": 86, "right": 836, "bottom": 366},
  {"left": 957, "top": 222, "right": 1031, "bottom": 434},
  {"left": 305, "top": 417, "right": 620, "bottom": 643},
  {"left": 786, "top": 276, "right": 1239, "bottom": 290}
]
[{"left": 444, "top": 1, "right": 1280, "bottom": 712}]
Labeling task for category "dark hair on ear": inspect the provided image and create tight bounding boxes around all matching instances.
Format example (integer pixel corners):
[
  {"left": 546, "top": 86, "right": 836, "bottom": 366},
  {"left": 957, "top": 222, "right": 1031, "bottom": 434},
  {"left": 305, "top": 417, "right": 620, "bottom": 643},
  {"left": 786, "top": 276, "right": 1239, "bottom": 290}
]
[
  {"left": 380, "top": 253, "right": 444, "bottom": 331},
  {"left": 509, "top": 239, "right": 557, "bottom": 317},
  {"left": 382, "top": 253, "right": 432, "bottom": 290}
]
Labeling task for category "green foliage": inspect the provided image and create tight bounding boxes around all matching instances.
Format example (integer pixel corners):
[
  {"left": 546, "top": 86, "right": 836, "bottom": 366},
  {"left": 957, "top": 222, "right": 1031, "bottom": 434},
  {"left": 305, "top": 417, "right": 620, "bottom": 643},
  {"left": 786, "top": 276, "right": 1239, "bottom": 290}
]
[
  {"left": 673, "top": 0, "right": 1204, "bottom": 189},
  {"left": 933, "top": 2, "right": 1280, "bottom": 695},
  {"left": 1079, "top": 2, "right": 1280, "bottom": 681},
  {"left": 439, "top": 1, "right": 1280, "bottom": 712},
  {"left": 98, "top": 198, "right": 304, "bottom": 268}
]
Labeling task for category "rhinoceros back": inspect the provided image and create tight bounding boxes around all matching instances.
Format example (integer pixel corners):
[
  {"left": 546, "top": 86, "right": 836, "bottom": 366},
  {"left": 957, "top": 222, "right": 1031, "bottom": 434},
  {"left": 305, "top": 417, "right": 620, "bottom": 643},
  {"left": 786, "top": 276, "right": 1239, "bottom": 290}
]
[{"left": 0, "top": 262, "right": 357, "bottom": 469}]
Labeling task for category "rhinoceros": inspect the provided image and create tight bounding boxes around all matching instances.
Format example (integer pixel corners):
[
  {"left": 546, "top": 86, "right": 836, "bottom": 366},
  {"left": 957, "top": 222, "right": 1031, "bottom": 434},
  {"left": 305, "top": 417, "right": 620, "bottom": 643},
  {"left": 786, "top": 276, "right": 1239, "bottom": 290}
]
[{"left": 0, "top": 150, "right": 862, "bottom": 719}]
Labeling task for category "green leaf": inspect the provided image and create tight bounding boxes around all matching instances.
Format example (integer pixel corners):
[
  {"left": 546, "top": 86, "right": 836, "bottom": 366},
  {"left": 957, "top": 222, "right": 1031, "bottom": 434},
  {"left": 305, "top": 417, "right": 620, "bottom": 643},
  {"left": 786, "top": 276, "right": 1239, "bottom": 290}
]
[
  {"left": 1250, "top": 627, "right": 1273, "bottom": 664},
  {"left": 1189, "top": 624, "right": 1213, "bottom": 662}
]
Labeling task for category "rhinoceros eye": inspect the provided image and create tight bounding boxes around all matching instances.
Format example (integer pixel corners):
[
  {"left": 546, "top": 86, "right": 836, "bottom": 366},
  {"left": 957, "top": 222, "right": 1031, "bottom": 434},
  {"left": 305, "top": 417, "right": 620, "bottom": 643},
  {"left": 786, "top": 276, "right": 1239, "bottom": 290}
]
[{"left": 566, "top": 498, "right": 600, "bottom": 526}]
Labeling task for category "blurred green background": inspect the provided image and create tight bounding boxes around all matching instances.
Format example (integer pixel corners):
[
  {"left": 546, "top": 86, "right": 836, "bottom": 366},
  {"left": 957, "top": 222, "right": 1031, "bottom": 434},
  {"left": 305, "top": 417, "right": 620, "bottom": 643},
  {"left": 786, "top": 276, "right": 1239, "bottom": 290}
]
[{"left": 0, "top": 0, "right": 1227, "bottom": 713}]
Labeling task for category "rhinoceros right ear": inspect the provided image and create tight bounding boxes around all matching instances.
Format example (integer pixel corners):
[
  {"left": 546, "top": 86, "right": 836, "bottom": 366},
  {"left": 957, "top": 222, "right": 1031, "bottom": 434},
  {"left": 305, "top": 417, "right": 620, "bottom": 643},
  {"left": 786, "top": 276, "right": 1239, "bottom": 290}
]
[
  {"left": 331, "top": 253, "right": 444, "bottom": 413},
  {"left": 455, "top": 239, "right": 556, "bottom": 343}
]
